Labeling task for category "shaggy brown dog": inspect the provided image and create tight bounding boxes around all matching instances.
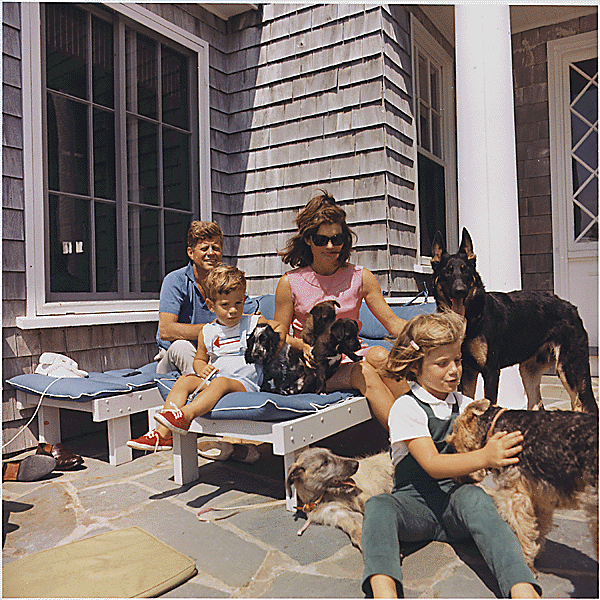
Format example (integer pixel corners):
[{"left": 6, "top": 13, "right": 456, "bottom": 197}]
[
  {"left": 286, "top": 447, "right": 393, "bottom": 549},
  {"left": 446, "top": 399, "right": 598, "bottom": 568}
]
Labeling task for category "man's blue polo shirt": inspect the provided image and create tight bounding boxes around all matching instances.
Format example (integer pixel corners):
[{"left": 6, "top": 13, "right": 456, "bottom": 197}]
[{"left": 156, "top": 262, "right": 259, "bottom": 350}]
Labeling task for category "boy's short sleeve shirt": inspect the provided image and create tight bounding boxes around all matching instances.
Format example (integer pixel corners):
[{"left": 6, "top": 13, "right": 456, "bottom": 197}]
[
  {"left": 388, "top": 383, "right": 469, "bottom": 466},
  {"left": 156, "top": 262, "right": 258, "bottom": 350}
]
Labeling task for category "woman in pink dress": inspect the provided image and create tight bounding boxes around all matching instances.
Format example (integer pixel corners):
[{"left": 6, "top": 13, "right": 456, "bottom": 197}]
[{"left": 274, "top": 191, "right": 410, "bottom": 428}]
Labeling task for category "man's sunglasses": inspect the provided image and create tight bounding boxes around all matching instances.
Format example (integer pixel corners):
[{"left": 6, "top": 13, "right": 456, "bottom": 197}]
[{"left": 312, "top": 233, "right": 346, "bottom": 247}]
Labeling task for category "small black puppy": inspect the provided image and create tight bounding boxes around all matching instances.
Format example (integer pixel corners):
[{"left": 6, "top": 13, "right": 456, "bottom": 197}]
[
  {"left": 245, "top": 322, "right": 307, "bottom": 395},
  {"left": 309, "top": 318, "right": 362, "bottom": 394},
  {"left": 302, "top": 300, "right": 340, "bottom": 346}
]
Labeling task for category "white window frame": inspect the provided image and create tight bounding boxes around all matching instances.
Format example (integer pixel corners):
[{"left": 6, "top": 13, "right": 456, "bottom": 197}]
[
  {"left": 548, "top": 30, "right": 598, "bottom": 296},
  {"left": 411, "top": 15, "right": 458, "bottom": 272},
  {"left": 18, "top": 3, "right": 211, "bottom": 329}
]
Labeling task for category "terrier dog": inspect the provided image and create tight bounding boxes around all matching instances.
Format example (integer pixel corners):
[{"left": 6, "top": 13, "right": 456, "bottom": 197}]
[
  {"left": 446, "top": 399, "right": 598, "bottom": 568},
  {"left": 286, "top": 447, "right": 393, "bottom": 549}
]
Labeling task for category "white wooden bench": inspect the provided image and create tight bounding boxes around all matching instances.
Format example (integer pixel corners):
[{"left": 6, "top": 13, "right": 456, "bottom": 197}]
[
  {"left": 17, "top": 386, "right": 164, "bottom": 466},
  {"left": 165, "top": 395, "right": 373, "bottom": 511}
]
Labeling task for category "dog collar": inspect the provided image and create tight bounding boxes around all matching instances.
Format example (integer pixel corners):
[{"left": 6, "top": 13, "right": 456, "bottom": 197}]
[
  {"left": 297, "top": 493, "right": 325, "bottom": 513},
  {"left": 486, "top": 407, "right": 508, "bottom": 441}
]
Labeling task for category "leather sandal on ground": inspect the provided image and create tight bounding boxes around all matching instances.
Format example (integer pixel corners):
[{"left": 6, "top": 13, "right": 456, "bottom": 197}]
[
  {"left": 36, "top": 443, "right": 84, "bottom": 470},
  {"left": 197, "top": 440, "right": 235, "bottom": 461},
  {"left": 3, "top": 455, "right": 56, "bottom": 482},
  {"left": 230, "top": 443, "right": 261, "bottom": 464}
]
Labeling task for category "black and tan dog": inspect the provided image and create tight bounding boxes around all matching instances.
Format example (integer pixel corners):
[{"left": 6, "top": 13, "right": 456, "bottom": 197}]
[
  {"left": 302, "top": 300, "right": 340, "bottom": 347},
  {"left": 447, "top": 399, "right": 598, "bottom": 568},
  {"left": 308, "top": 317, "right": 362, "bottom": 393},
  {"left": 431, "top": 228, "right": 597, "bottom": 413},
  {"left": 245, "top": 322, "right": 307, "bottom": 395}
]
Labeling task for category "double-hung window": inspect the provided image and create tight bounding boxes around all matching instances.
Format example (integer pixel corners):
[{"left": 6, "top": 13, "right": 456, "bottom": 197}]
[
  {"left": 19, "top": 3, "right": 210, "bottom": 327},
  {"left": 411, "top": 16, "right": 457, "bottom": 264}
]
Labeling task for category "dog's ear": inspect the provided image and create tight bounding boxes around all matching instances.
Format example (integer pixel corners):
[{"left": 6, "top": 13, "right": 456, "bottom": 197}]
[
  {"left": 469, "top": 398, "right": 490, "bottom": 416},
  {"left": 330, "top": 320, "right": 347, "bottom": 342},
  {"left": 459, "top": 228, "right": 476, "bottom": 262},
  {"left": 286, "top": 465, "right": 304, "bottom": 495},
  {"left": 431, "top": 231, "right": 446, "bottom": 268},
  {"left": 332, "top": 300, "right": 341, "bottom": 309}
]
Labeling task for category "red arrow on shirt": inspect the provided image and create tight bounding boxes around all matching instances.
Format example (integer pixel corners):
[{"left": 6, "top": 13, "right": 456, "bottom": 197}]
[{"left": 213, "top": 337, "right": 238, "bottom": 349}]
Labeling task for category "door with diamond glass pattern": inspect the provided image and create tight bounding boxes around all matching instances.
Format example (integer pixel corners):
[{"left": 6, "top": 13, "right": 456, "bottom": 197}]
[{"left": 549, "top": 32, "right": 598, "bottom": 372}]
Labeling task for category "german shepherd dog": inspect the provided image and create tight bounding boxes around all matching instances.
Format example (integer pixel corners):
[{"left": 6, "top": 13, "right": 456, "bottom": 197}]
[{"left": 431, "top": 228, "right": 597, "bottom": 414}]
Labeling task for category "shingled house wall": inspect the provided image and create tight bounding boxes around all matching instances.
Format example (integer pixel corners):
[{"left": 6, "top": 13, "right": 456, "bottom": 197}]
[{"left": 4, "top": 3, "right": 435, "bottom": 452}]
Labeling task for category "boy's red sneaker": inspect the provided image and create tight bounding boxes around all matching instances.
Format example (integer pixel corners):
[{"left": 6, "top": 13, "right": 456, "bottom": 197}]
[
  {"left": 154, "top": 403, "right": 191, "bottom": 434},
  {"left": 127, "top": 430, "right": 173, "bottom": 451}
]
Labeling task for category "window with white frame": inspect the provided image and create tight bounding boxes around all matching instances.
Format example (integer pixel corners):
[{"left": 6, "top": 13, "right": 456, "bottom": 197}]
[
  {"left": 411, "top": 17, "right": 457, "bottom": 261},
  {"left": 19, "top": 3, "right": 210, "bottom": 326},
  {"left": 45, "top": 3, "right": 198, "bottom": 299}
]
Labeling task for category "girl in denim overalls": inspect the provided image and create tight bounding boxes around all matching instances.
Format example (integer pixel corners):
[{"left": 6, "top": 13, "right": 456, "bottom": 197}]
[{"left": 362, "top": 310, "right": 541, "bottom": 599}]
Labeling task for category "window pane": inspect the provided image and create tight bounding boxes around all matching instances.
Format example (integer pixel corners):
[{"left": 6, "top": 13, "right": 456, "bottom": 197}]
[
  {"left": 94, "top": 109, "right": 116, "bottom": 199},
  {"left": 432, "top": 112, "right": 442, "bottom": 158},
  {"left": 162, "top": 46, "right": 189, "bottom": 129},
  {"left": 573, "top": 85, "right": 598, "bottom": 125},
  {"left": 47, "top": 94, "right": 89, "bottom": 195},
  {"left": 92, "top": 15, "right": 114, "bottom": 108},
  {"left": 128, "top": 118, "right": 159, "bottom": 206},
  {"left": 418, "top": 54, "right": 429, "bottom": 104},
  {"left": 165, "top": 211, "right": 190, "bottom": 274},
  {"left": 127, "top": 33, "right": 158, "bottom": 119},
  {"left": 574, "top": 178, "right": 598, "bottom": 242},
  {"left": 577, "top": 57, "right": 598, "bottom": 79},
  {"left": 418, "top": 153, "right": 446, "bottom": 256},
  {"left": 129, "top": 206, "right": 160, "bottom": 293},
  {"left": 95, "top": 201, "right": 118, "bottom": 292},
  {"left": 573, "top": 132, "right": 598, "bottom": 173},
  {"left": 419, "top": 101, "right": 430, "bottom": 152},
  {"left": 163, "top": 128, "right": 190, "bottom": 210},
  {"left": 430, "top": 65, "right": 440, "bottom": 111},
  {"left": 49, "top": 194, "right": 91, "bottom": 292},
  {"left": 46, "top": 4, "right": 87, "bottom": 99}
]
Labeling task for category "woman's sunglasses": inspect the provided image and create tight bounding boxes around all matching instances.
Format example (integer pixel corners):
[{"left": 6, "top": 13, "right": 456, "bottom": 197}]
[{"left": 311, "top": 233, "right": 346, "bottom": 247}]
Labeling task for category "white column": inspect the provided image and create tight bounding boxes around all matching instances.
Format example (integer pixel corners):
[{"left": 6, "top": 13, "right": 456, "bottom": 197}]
[{"left": 455, "top": 5, "right": 526, "bottom": 409}]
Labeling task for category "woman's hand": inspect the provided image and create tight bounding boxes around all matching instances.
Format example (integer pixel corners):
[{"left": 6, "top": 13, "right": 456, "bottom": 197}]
[
  {"left": 301, "top": 342, "right": 314, "bottom": 366},
  {"left": 482, "top": 430, "right": 523, "bottom": 469}
]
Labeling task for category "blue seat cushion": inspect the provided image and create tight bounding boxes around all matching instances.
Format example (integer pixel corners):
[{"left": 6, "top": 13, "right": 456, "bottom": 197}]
[
  {"left": 359, "top": 301, "right": 437, "bottom": 341},
  {"left": 155, "top": 376, "right": 356, "bottom": 422},
  {"left": 7, "top": 366, "right": 166, "bottom": 403}
]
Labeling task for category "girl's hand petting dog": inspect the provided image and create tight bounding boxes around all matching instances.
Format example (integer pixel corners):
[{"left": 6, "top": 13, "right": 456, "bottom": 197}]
[{"left": 483, "top": 430, "right": 523, "bottom": 469}]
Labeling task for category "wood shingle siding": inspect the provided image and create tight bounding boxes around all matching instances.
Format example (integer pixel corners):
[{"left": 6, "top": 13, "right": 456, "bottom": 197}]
[
  {"left": 3, "top": 3, "right": 445, "bottom": 453},
  {"left": 201, "top": 4, "right": 421, "bottom": 296}
]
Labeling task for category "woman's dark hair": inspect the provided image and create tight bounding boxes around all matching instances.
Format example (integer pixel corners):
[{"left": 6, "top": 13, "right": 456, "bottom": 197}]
[{"left": 278, "top": 190, "right": 355, "bottom": 267}]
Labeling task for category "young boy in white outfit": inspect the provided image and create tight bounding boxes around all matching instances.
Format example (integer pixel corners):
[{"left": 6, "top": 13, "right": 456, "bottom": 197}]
[{"left": 153, "top": 265, "right": 286, "bottom": 435}]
